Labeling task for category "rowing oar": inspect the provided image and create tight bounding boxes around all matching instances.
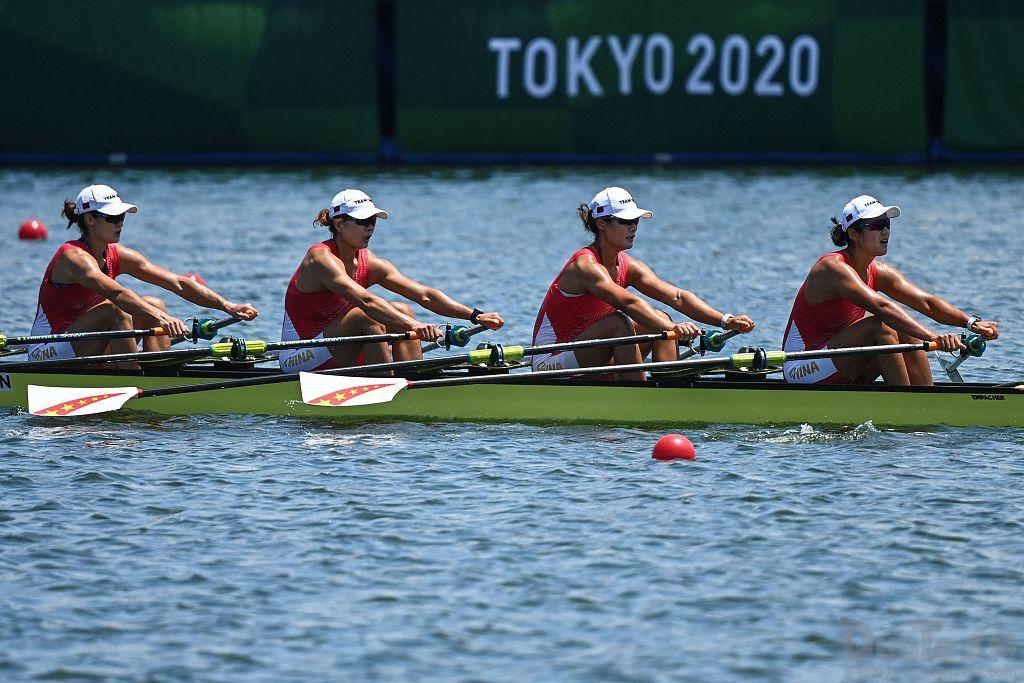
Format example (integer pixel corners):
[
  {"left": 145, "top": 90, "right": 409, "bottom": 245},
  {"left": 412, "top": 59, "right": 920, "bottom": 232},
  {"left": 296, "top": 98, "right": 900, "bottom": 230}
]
[
  {"left": 294, "top": 337, "right": 987, "bottom": 408},
  {"left": 421, "top": 324, "right": 487, "bottom": 353},
  {"left": 24, "top": 330, "right": 687, "bottom": 415},
  {"left": 0, "top": 315, "right": 242, "bottom": 352},
  {"left": 4, "top": 329, "right": 426, "bottom": 372}
]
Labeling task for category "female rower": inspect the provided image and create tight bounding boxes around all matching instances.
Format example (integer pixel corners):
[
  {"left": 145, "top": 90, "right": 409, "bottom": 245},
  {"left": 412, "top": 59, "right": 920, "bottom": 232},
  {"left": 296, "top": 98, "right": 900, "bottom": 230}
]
[
  {"left": 782, "top": 194, "right": 999, "bottom": 385},
  {"left": 279, "top": 188, "right": 504, "bottom": 373},
  {"left": 531, "top": 186, "right": 756, "bottom": 381},
  {"left": 29, "top": 184, "right": 258, "bottom": 364}
]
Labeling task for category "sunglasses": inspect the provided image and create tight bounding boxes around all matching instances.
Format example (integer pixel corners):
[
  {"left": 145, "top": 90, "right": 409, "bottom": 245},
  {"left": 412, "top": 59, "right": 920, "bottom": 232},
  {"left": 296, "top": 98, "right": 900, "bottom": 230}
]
[
  {"left": 608, "top": 216, "right": 639, "bottom": 227},
  {"left": 96, "top": 213, "right": 126, "bottom": 225},
  {"left": 859, "top": 218, "right": 890, "bottom": 232},
  {"left": 344, "top": 215, "right": 376, "bottom": 227}
]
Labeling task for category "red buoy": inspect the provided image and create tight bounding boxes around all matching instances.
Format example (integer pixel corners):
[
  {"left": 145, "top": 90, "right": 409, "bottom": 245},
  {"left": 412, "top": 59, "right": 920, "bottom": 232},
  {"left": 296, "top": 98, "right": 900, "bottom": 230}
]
[
  {"left": 183, "top": 272, "right": 207, "bottom": 286},
  {"left": 652, "top": 434, "right": 696, "bottom": 461},
  {"left": 18, "top": 219, "right": 47, "bottom": 240}
]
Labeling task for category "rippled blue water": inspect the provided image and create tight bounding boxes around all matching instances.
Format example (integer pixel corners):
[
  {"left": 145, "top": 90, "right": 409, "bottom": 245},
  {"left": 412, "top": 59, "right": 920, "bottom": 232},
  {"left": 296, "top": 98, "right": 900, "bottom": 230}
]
[{"left": 1, "top": 167, "right": 1023, "bottom": 681}]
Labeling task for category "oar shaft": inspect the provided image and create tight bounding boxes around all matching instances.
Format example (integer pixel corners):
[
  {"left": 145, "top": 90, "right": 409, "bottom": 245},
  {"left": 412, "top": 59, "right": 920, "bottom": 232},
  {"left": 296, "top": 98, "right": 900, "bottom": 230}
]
[
  {"left": 523, "top": 330, "right": 679, "bottom": 357},
  {"left": 136, "top": 351, "right": 469, "bottom": 399},
  {"left": 0, "top": 326, "right": 172, "bottom": 349},
  {"left": 130, "top": 331, "right": 693, "bottom": 399},
  {"left": 265, "top": 331, "right": 417, "bottom": 352},
  {"left": 406, "top": 341, "right": 939, "bottom": 389},
  {"left": 1, "top": 314, "right": 248, "bottom": 350},
  {"left": 0, "top": 330, "right": 422, "bottom": 370}
]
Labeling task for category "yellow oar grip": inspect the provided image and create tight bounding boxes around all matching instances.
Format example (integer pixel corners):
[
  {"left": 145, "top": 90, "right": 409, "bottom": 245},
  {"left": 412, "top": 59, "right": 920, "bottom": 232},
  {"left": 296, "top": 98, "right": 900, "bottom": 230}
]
[
  {"left": 209, "top": 340, "right": 267, "bottom": 357},
  {"left": 408, "top": 331, "right": 421, "bottom": 340},
  {"left": 0, "top": 334, "right": 7, "bottom": 350},
  {"left": 247, "top": 341, "right": 267, "bottom": 355},
  {"left": 466, "top": 345, "right": 525, "bottom": 364},
  {"left": 729, "top": 351, "right": 786, "bottom": 368},
  {"left": 152, "top": 326, "right": 169, "bottom": 337}
]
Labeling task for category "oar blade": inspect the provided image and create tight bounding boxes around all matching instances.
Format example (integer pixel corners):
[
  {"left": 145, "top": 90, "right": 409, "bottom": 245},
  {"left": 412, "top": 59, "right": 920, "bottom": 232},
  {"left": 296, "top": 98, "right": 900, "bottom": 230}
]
[
  {"left": 28, "top": 385, "right": 139, "bottom": 416},
  {"left": 299, "top": 373, "right": 409, "bottom": 407}
]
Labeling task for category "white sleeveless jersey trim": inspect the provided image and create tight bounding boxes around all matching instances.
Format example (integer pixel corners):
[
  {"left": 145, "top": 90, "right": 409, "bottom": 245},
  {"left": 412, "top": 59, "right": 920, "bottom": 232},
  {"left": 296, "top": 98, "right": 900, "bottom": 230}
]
[
  {"left": 27, "top": 306, "right": 75, "bottom": 361},
  {"left": 530, "top": 313, "right": 580, "bottom": 371},
  {"left": 782, "top": 356, "right": 840, "bottom": 384},
  {"left": 278, "top": 311, "right": 333, "bottom": 373}
]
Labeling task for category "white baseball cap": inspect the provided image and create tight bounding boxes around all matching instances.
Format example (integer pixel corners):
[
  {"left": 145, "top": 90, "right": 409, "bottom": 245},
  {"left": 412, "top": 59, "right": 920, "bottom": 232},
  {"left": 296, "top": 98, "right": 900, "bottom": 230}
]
[
  {"left": 328, "top": 189, "right": 388, "bottom": 220},
  {"left": 75, "top": 184, "right": 138, "bottom": 216},
  {"left": 840, "top": 195, "right": 900, "bottom": 231},
  {"left": 589, "top": 187, "right": 653, "bottom": 220}
]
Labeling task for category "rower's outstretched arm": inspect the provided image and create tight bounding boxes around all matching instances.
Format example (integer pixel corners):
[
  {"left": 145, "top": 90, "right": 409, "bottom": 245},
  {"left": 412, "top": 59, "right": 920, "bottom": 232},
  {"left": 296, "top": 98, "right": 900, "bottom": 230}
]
[
  {"left": 818, "top": 258, "right": 961, "bottom": 350},
  {"left": 628, "top": 260, "right": 755, "bottom": 332},
  {"left": 373, "top": 258, "right": 504, "bottom": 330},
  {"left": 61, "top": 248, "right": 190, "bottom": 337},
  {"left": 875, "top": 263, "right": 999, "bottom": 340},
  {"left": 118, "top": 246, "right": 258, "bottom": 320},
  {"left": 310, "top": 251, "right": 436, "bottom": 338},
  {"left": 568, "top": 256, "right": 699, "bottom": 338}
]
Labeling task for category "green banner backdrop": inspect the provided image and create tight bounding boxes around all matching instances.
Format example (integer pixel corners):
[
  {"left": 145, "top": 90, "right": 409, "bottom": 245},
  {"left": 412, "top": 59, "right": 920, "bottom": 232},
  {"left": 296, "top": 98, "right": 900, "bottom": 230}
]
[
  {"left": 944, "top": 0, "right": 1024, "bottom": 153},
  {"left": 0, "top": 1, "right": 378, "bottom": 155},
  {"left": 394, "top": 0, "right": 926, "bottom": 156}
]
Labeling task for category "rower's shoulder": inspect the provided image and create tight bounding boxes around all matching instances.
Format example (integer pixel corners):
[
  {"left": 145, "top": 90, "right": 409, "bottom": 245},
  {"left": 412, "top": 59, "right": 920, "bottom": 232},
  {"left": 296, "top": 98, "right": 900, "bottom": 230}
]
[{"left": 810, "top": 252, "right": 852, "bottom": 275}]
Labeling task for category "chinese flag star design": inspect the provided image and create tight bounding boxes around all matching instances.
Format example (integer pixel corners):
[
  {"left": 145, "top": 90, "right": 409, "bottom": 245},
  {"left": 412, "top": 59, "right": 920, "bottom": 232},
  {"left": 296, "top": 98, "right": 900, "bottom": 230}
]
[
  {"left": 36, "top": 393, "right": 125, "bottom": 416},
  {"left": 309, "top": 383, "right": 392, "bottom": 406}
]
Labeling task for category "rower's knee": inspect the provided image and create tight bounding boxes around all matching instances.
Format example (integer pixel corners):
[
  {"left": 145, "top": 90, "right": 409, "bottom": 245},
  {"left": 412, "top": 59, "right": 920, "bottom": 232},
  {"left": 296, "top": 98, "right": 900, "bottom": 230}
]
[
  {"left": 103, "top": 301, "right": 131, "bottom": 323},
  {"left": 142, "top": 296, "right": 167, "bottom": 311},
  {"left": 607, "top": 312, "right": 634, "bottom": 336},
  {"left": 877, "top": 322, "right": 899, "bottom": 345},
  {"left": 389, "top": 301, "right": 414, "bottom": 317},
  {"left": 635, "top": 309, "right": 672, "bottom": 335},
  {"left": 351, "top": 309, "right": 385, "bottom": 335}
]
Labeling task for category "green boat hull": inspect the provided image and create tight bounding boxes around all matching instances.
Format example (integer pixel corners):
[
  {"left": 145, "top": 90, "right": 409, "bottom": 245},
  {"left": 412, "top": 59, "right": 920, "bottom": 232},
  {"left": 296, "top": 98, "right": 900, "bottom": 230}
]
[{"left": 2, "top": 367, "right": 1022, "bottom": 428}]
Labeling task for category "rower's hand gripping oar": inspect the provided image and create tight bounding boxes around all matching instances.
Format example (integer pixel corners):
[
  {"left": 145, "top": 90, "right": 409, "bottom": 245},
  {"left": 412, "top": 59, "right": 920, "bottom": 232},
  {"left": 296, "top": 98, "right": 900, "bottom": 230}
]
[{"left": 296, "top": 335, "right": 990, "bottom": 408}]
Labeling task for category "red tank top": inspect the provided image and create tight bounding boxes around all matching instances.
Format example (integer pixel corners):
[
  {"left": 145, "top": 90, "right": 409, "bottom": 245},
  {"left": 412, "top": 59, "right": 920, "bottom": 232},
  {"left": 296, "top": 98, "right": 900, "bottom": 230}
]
[
  {"left": 783, "top": 251, "right": 877, "bottom": 351},
  {"left": 532, "top": 246, "right": 631, "bottom": 344},
  {"left": 284, "top": 240, "right": 369, "bottom": 338},
  {"left": 32, "top": 240, "right": 121, "bottom": 335}
]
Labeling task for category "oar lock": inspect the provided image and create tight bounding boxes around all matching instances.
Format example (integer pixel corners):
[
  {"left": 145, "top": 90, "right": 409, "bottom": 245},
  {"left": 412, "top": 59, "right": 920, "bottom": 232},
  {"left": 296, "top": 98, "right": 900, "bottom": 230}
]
[
  {"left": 473, "top": 341, "right": 508, "bottom": 366},
  {"left": 439, "top": 323, "right": 473, "bottom": 350},
  {"left": 736, "top": 347, "right": 770, "bottom": 371},
  {"left": 189, "top": 317, "right": 221, "bottom": 343}
]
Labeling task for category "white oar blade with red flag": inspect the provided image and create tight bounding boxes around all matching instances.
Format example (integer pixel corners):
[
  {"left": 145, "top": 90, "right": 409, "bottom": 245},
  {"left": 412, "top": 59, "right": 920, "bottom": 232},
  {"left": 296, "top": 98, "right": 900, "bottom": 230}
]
[
  {"left": 299, "top": 373, "right": 409, "bottom": 407},
  {"left": 28, "top": 385, "right": 139, "bottom": 416}
]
